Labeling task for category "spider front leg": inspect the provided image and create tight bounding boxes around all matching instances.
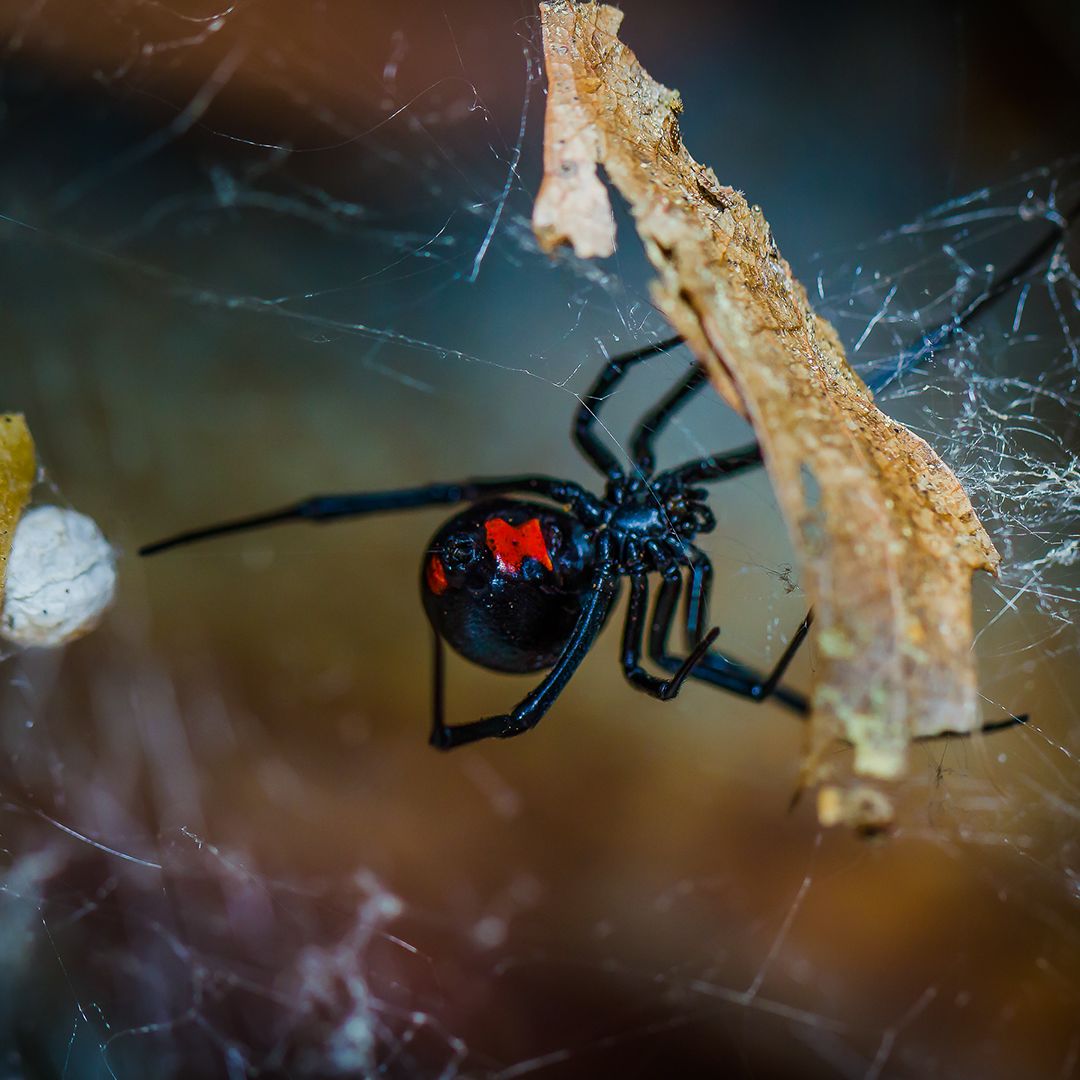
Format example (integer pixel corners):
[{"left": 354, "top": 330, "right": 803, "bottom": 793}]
[
  {"left": 140, "top": 476, "right": 601, "bottom": 555},
  {"left": 663, "top": 443, "right": 764, "bottom": 487},
  {"left": 630, "top": 364, "right": 708, "bottom": 473},
  {"left": 628, "top": 359, "right": 766, "bottom": 483},
  {"left": 573, "top": 336, "right": 683, "bottom": 478},
  {"left": 428, "top": 560, "right": 620, "bottom": 750}
]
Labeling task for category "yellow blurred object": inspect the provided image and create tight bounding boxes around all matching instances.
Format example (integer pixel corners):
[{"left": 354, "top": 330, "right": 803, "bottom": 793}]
[{"left": 0, "top": 413, "right": 36, "bottom": 604}]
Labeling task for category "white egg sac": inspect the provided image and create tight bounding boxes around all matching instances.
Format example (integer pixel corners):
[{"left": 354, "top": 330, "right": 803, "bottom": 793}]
[{"left": 1, "top": 506, "right": 117, "bottom": 647}]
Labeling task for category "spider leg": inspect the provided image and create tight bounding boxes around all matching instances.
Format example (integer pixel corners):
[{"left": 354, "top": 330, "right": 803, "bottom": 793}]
[
  {"left": 686, "top": 548, "right": 813, "bottom": 698},
  {"left": 620, "top": 568, "right": 719, "bottom": 700},
  {"left": 865, "top": 195, "right": 1080, "bottom": 393},
  {"left": 574, "top": 336, "right": 684, "bottom": 479},
  {"left": 140, "top": 476, "right": 602, "bottom": 555},
  {"left": 429, "top": 559, "right": 620, "bottom": 750},
  {"left": 647, "top": 559, "right": 812, "bottom": 714},
  {"left": 665, "top": 554, "right": 1028, "bottom": 738},
  {"left": 912, "top": 714, "right": 1029, "bottom": 741},
  {"left": 581, "top": 200, "right": 1079, "bottom": 476},
  {"left": 618, "top": 345, "right": 764, "bottom": 482},
  {"left": 430, "top": 628, "right": 448, "bottom": 744},
  {"left": 628, "top": 201, "right": 1080, "bottom": 474},
  {"left": 683, "top": 548, "right": 713, "bottom": 647},
  {"left": 697, "top": 547, "right": 813, "bottom": 695},
  {"left": 662, "top": 443, "right": 764, "bottom": 488},
  {"left": 630, "top": 367, "right": 761, "bottom": 483},
  {"left": 630, "top": 365, "right": 708, "bottom": 473}
]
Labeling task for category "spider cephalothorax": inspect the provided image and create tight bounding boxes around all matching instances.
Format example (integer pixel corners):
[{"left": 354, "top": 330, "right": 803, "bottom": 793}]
[{"left": 600, "top": 475, "right": 716, "bottom": 565}]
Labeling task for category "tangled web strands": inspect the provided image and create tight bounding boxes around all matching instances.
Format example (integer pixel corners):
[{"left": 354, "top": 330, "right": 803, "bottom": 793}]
[{"left": 812, "top": 164, "right": 1080, "bottom": 640}]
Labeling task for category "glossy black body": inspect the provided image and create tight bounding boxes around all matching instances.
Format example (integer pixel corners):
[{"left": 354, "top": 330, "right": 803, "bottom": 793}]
[{"left": 420, "top": 499, "right": 598, "bottom": 673}]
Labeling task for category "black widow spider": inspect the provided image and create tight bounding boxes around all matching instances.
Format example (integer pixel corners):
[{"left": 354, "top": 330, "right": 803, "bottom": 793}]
[
  {"left": 141, "top": 332, "right": 1034, "bottom": 750},
  {"left": 143, "top": 338, "right": 814, "bottom": 748},
  {"left": 142, "top": 181, "right": 1074, "bottom": 750},
  {"left": 139, "top": 203, "right": 1075, "bottom": 747}
]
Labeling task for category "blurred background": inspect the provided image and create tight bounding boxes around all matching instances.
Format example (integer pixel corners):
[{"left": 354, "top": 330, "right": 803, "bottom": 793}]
[{"left": 0, "top": 1, "right": 1078, "bottom": 1076}]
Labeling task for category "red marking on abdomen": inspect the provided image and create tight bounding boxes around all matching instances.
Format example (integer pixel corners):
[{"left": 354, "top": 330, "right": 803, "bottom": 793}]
[
  {"left": 485, "top": 517, "right": 553, "bottom": 576},
  {"left": 426, "top": 555, "right": 449, "bottom": 595}
]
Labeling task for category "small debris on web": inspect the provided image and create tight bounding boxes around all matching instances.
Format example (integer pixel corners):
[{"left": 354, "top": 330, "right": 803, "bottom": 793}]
[{"left": 532, "top": 1, "right": 1002, "bottom": 826}]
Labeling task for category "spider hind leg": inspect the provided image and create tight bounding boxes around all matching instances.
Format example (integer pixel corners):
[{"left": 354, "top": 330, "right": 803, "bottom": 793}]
[{"left": 428, "top": 563, "right": 620, "bottom": 750}]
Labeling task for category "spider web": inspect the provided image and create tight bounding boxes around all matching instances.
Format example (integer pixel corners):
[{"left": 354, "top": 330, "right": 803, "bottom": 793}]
[{"left": 0, "top": 1, "right": 1078, "bottom": 1077}]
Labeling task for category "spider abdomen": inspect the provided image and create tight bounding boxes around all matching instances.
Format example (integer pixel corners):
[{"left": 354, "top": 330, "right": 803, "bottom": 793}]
[{"left": 420, "top": 499, "right": 599, "bottom": 673}]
